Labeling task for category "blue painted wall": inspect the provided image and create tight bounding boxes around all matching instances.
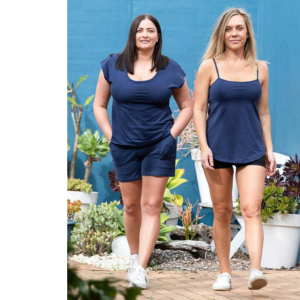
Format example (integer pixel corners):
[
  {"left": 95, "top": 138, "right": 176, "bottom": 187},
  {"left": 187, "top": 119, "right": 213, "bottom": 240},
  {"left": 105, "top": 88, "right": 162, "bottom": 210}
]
[{"left": 68, "top": 0, "right": 300, "bottom": 261}]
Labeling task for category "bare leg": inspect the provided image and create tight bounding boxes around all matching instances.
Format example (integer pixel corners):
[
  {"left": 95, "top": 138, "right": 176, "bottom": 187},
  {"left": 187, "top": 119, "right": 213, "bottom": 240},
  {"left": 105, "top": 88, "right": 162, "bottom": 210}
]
[
  {"left": 236, "top": 165, "right": 265, "bottom": 270},
  {"left": 138, "top": 176, "right": 169, "bottom": 269},
  {"left": 204, "top": 167, "right": 234, "bottom": 274},
  {"left": 119, "top": 180, "right": 142, "bottom": 255}
]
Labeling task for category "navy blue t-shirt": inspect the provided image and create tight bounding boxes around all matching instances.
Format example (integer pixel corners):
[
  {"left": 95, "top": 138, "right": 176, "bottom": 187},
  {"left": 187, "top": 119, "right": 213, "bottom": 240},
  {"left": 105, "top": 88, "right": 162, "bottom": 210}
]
[{"left": 101, "top": 54, "right": 186, "bottom": 146}]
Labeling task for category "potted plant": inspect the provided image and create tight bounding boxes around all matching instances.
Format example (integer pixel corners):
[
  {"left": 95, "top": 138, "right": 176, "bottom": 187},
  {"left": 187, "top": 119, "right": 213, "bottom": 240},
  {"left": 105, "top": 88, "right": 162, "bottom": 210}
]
[
  {"left": 111, "top": 210, "right": 177, "bottom": 258},
  {"left": 67, "top": 129, "right": 110, "bottom": 210},
  {"left": 67, "top": 199, "right": 82, "bottom": 242},
  {"left": 236, "top": 154, "right": 300, "bottom": 269},
  {"left": 67, "top": 75, "right": 94, "bottom": 179},
  {"left": 71, "top": 201, "right": 120, "bottom": 256},
  {"left": 67, "top": 178, "right": 97, "bottom": 210}
]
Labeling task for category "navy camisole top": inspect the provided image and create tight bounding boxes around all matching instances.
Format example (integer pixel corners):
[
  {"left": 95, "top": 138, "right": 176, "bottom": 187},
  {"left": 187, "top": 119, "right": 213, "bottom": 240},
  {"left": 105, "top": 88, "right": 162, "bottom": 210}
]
[
  {"left": 101, "top": 55, "right": 186, "bottom": 146},
  {"left": 206, "top": 58, "right": 265, "bottom": 163}
]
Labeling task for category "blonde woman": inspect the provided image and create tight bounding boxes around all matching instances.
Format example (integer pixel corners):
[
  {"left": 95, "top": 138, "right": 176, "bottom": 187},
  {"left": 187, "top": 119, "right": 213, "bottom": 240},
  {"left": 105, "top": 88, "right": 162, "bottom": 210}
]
[{"left": 194, "top": 8, "right": 276, "bottom": 291}]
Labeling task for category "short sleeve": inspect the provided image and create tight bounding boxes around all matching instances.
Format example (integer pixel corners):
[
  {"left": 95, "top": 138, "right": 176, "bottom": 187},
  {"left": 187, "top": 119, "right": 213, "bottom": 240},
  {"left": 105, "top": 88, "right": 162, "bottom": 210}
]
[
  {"left": 100, "top": 55, "right": 112, "bottom": 83},
  {"left": 170, "top": 60, "right": 186, "bottom": 88}
]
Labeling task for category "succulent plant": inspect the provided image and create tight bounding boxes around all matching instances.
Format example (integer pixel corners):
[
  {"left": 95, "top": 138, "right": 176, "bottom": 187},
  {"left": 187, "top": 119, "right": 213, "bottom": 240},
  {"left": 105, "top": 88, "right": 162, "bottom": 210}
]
[
  {"left": 264, "top": 170, "right": 285, "bottom": 187},
  {"left": 78, "top": 129, "right": 110, "bottom": 183},
  {"left": 108, "top": 169, "right": 123, "bottom": 205},
  {"left": 71, "top": 201, "right": 120, "bottom": 256},
  {"left": 237, "top": 152, "right": 300, "bottom": 223},
  {"left": 283, "top": 154, "right": 300, "bottom": 181},
  {"left": 67, "top": 199, "right": 82, "bottom": 219},
  {"left": 67, "top": 75, "right": 94, "bottom": 179},
  {"left": 67, "top": 178, "right": 92, "bottom": 193}
]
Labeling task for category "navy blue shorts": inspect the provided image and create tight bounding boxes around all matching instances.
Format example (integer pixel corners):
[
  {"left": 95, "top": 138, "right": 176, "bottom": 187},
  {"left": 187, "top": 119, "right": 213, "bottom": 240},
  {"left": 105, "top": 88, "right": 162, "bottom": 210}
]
[
  {"left": 109, "top": 134, "right": 177, "bottom": 182},
  {"left": 213, "top": 155, "right": 265, "bottom": 169}
]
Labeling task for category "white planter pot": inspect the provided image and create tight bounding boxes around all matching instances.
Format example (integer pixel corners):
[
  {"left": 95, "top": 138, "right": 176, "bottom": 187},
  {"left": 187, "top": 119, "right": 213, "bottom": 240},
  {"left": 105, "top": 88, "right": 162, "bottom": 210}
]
[
  {"left": 67, "top": 191, "right": 98, "bottom": 210},
  {"left": 112, "top": 235, "right": 130, "bottom": 259},
  {"left": 191, "top": 149, "right": 239, "bottom": 205},
  {"left": 163, "top": 201, "right": 181, "bottom": 226},
  {"left": 261, "top": 214, "right": 300, "bottom": 269}
]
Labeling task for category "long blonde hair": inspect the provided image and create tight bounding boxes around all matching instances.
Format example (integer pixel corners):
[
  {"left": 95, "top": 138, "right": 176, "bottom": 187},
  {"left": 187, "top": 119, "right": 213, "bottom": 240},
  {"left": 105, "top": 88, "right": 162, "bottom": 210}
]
[{"left": 203, "top": 8, "right": 257, "bottom": 66}]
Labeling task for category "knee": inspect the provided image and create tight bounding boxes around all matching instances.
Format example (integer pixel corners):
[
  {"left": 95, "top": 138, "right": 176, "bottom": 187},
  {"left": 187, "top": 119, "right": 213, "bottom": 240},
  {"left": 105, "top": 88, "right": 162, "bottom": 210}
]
[
  {"left": 142, "top": 200, "right": 161, "bottom": 216},
  {"left": 213, "top": 206, "right": 233, "bottom": 223},
  {"left": 241, "top": 204, "right": 261, "bottom": 219},
  {"left": 124, "top": 202, "right": 140, "bottom": 216}
]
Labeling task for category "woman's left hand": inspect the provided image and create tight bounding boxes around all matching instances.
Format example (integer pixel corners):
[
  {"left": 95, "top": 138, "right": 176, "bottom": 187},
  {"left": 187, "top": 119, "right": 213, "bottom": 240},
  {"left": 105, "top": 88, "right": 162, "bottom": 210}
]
[{"left": 265, "top": 152, "right": 276, "bottom": 176}]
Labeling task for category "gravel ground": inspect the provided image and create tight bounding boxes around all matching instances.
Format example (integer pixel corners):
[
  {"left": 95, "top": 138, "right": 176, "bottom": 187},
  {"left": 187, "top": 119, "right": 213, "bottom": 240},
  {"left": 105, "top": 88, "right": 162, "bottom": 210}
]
[
  {"left": 148, "top": 249, "right": 300, "bottom": 272},
  {"left": 69, "top": 248, "right": 300, "bottom": 272}
]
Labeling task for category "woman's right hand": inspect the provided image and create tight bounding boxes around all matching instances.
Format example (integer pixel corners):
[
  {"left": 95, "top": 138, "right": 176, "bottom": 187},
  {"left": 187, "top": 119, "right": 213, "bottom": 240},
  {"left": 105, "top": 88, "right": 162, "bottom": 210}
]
[{"left": 201, "top": 146, "right": 214, "bottom": 170}]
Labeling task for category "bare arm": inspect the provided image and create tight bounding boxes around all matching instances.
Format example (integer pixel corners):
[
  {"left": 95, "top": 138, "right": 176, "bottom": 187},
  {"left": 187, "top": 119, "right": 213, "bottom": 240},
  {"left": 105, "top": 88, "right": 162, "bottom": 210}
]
[
  {"left": 257, "top": 62, "right": 276, "bottom": 176},
  {"left": 171, "top": 79, "right": 193, "bottom": 138},
  {"left": 93, "top": 70, "right": 113, "bottom": 143},
  {"left": 193, "top": 60, "right": 214, "bottom": 169}
]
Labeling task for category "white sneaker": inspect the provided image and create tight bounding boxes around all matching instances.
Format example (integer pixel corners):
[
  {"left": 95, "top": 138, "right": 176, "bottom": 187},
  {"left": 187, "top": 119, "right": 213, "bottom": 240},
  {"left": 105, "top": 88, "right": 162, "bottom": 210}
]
[
  {"left": 248, "top": 269, "right": 268, "bottom": 290},
  {"left": 212, "top": 272, "right": 232, "bottom": 291},
  {"left": 129, "top": 265, "right": 149, "bottom": 289},
  {"left": 125, "top": 254, "right": 138, "bottom": 282}
]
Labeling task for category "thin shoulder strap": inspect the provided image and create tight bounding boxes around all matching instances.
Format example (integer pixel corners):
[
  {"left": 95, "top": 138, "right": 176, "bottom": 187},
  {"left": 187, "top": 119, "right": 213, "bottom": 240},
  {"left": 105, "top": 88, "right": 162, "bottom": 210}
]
[{"left": 212, "top": 58, "right": 219, "bottom": 78}]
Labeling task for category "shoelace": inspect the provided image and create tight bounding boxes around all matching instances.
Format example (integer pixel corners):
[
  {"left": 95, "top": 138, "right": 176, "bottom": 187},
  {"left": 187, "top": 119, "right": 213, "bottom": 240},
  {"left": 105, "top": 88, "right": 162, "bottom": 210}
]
[
  {"left": 128, "top": 256, "right": 138, "bottom": 272},
  {"left": 131, "top": 267, "right": 147, "bottom": 282},
  {"left": 216, "top": 273, "right": 231, "bottom": 283}
]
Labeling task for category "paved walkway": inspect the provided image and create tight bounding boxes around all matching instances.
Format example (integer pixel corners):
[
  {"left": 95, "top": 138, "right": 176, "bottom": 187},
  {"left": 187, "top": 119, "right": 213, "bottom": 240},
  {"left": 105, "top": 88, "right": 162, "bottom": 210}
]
[{"left": 68, "top": 260, "right": 300, "bottom": 300}]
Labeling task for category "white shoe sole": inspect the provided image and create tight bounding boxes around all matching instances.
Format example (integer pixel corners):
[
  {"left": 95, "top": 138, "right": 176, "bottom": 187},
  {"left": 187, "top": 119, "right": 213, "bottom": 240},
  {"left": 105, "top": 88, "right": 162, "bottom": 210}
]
[
  {"left": 212, "top": 284, "right": 231, "bottom": 291},
  {"left": 129, "top": 281, "right": 148, "bottom": 289},
  {"left": 248, "top": 276, "right": 268, "bottom": 290}
]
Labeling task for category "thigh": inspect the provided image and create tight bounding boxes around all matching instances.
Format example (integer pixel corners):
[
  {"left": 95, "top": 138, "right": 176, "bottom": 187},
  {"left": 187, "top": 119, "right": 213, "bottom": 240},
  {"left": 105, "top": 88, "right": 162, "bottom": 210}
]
[
  {"left": 119, "top": 180, "right": 142, "bottom": 206},
  {"left": 141, "top": 176, "right": 169, "bottom": 205},
  {"left": 204, "top": 167, "right": 234, "bottom": 208},
  {"left": 236, "top": 165, "right": 265, "bottom": 210}
]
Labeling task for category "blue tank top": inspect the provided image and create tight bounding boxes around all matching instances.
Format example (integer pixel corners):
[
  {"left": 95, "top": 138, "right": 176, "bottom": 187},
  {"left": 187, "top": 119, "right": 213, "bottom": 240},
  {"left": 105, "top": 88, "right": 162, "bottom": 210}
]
[
  {"left": 206, "top": 58, "right": 265, "bottom": 163},
  {"left": 101, "top": 55, "right": 186, "bottom": 146}
]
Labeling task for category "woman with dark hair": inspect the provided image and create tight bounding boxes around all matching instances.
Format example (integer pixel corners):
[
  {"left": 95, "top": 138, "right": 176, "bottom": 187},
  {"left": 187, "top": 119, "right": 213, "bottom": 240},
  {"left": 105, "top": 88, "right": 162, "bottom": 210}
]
[
  {"left": 94, "top": 14, "right": 193, "bottom": 289},
  {"left": 194, "top": 8, "right": 276, "bottom": 291}
]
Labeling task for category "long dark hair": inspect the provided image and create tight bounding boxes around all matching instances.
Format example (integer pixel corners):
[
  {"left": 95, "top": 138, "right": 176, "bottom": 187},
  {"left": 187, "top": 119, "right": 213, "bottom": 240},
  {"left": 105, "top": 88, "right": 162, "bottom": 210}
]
[{"left": 114, "top": 14, "right": 169, "bottom": 74}]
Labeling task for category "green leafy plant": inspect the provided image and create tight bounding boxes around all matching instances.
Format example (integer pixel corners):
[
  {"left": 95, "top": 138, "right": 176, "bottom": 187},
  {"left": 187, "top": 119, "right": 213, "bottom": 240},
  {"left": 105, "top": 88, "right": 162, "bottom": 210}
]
[
  {"left": 78, "top": 129, "right": 110, "bottom": 183},
  {"left": 174, "top": 199, "right": 204, "bottom": 240},
  {"left": 163, "top": 159, "right": 188, "bottom": 207},
  {"left": 68, "top": 200, "right": 82, "bottom": 220},
  {"left": 68, "top": 178, "right": 92, "bottom": 193},
  {"left": 114, "top": 210, "right": 176, "bottom": 242},
  {"left": 67, "top": 75, "right": 94, "bottom": 179},
  {"left": 71, "top": 202, "right": 120, "bottom": 256},
  {"left": 67, "top": 241, "right": 142, "bottom": 300},
  {"left": 236, "top": 153, "right": 300, "bottom": 223}
]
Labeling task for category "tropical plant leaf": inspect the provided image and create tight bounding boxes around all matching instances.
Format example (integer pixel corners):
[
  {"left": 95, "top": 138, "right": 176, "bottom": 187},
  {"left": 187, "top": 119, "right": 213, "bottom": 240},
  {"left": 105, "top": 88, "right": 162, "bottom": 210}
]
[
  {"left": 67, "top": 96, "right": 77, "bottom": 106},
  {"left": 84, "top": 94, "right": 94, "bottom": 107},
  {"left": 75, "top": 75, "right": 87, "bottom": 90},
  {"left": 160, "top": 213, "right": 170, "bottom": 224}
]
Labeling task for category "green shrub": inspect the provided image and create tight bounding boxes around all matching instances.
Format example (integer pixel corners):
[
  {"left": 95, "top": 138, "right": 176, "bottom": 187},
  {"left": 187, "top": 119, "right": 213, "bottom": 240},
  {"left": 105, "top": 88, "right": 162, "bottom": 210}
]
[
  {"left": 236, "top": 184, "right": 297, "bottom": 223},
  {"left": 71, "top": 202, "right": 119, "bottom": 256},
  {"left": 68, "top": 178, "right": 92, "bottom": 193}
]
